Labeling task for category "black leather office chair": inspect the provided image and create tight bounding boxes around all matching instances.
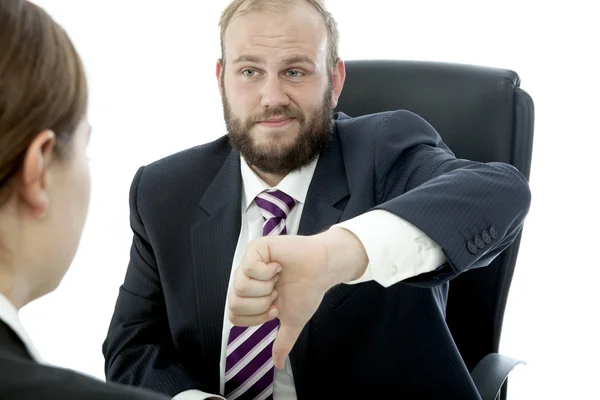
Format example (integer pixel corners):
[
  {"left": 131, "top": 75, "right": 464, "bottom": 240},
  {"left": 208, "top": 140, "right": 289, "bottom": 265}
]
[{"left": 334, "top": 60, "right": 534, "bottom": 400}]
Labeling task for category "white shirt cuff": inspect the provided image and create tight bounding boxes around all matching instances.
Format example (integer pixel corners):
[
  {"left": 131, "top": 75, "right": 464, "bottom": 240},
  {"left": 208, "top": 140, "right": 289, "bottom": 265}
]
[
  {"left": 333, "top": 210, "right": 446, "bottom": 287},
  {"left": 171, "top": 389, "right": 225, "bottom": 400}
]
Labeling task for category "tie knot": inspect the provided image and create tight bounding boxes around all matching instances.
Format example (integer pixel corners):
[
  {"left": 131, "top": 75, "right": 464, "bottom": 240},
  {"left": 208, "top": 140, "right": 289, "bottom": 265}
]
[{"left": 255, "top": 189, "right": 296, "bottom": 221}]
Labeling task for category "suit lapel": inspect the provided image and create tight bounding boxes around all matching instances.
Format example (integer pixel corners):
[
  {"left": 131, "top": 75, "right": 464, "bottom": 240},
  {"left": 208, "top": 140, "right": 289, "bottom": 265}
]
[
  {"left": 190, "top": 148, "right": 242, "bottom": 388},
  {"left": 298, "top": 126, "right": 349, "bottom": 235}
]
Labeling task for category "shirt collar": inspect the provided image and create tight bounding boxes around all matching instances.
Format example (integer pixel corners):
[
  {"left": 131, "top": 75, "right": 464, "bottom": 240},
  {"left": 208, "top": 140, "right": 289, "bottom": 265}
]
[
  {"left": 240, "top": 155, "right": 319, "bottom": 212},
  {"left": 0, "top": 292, "right": 44, "bottom": 362}
]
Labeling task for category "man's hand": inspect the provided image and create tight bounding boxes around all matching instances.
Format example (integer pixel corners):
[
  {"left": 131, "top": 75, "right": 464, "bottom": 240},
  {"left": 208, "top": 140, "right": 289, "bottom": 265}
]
[{"left": 227, "top": 227, "right": 369, "bottom": 369}]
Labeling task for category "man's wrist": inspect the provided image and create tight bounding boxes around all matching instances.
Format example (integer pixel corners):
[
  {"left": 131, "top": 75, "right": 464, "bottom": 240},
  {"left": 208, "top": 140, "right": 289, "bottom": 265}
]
[{"left": 320, "top": 227, "right": 369, "bottom": 288}]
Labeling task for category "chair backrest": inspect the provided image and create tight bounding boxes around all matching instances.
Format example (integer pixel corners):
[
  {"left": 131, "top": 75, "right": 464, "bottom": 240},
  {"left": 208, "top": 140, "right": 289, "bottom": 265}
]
[{"left": 334, "top": 59, "right": 534, "bottom": 373}]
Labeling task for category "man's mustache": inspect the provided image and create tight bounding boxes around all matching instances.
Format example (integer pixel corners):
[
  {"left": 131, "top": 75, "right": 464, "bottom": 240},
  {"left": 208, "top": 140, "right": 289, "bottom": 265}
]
[{"left": 250, "top": 107, "right": 302, "bottom": 123}]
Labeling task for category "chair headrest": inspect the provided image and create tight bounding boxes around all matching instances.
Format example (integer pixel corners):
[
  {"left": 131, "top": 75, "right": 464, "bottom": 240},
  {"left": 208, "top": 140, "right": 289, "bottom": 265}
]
[{"left": 335, "top": 60, "right": 522, "bottom": 164}]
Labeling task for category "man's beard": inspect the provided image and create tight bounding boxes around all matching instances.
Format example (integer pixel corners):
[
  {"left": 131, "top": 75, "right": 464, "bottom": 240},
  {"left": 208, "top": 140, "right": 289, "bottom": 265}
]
[{"left": 222, "top": 85, "right": 333, "bottom": 176}]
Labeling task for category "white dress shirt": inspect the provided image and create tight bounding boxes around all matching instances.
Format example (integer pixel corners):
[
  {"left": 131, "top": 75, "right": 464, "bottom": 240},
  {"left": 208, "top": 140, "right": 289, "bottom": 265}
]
[
  {"left": 173, "top": 155, "right": 446, "bottom": 399},
  {"left": 0, "top": 293, "right": 44, "bottom": 363}
]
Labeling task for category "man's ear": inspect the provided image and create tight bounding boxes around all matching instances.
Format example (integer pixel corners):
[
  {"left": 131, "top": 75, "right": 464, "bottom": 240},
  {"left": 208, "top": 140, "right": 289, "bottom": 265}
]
[
  {"left": 19, "top": 130, "right": 56, "bottom": 219},
  {"left": 330, "top": 58, "right": 346, "bottom": 109},
  {"left": 216, "top": 58, "right": 224, "bottom": 96}
]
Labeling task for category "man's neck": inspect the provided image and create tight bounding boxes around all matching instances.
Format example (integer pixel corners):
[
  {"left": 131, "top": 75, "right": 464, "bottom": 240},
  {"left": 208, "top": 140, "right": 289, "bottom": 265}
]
[{"left": 250, "top": 166, "right": 286, "bottom": 187}]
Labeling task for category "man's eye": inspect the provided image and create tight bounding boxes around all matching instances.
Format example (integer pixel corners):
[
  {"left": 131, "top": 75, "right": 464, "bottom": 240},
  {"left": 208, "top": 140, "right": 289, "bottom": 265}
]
[
  {"left": 287, "top": 70, "right": 303, "bottom": 78},
  {"left": 242, "top": 69, "right": 256, "bottom": 77}
]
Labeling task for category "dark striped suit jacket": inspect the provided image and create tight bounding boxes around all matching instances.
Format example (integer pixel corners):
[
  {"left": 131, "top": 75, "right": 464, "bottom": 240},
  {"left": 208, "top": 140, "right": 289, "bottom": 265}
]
[
  {"left": 0, "top": 321, "right": 168, "bottom": 400},
  {"left": 103, "top": 110, "right": 531, "bottom": 399}
]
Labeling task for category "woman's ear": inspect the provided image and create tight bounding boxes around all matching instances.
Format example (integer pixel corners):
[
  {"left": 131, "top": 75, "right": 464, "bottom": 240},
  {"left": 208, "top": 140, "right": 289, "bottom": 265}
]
[{"left": 19, "top": 130, "right": 56, "bottom": 218}]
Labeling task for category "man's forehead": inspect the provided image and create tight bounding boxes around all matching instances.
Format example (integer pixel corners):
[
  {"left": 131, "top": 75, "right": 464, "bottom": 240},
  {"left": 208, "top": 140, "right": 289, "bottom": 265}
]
[
  {"left": 231, "top": 54, "right": 319, "bottom": 67},
  {"left": 227, "top": 1, "right": 325, "bottom": 28},
  {"left": 224, "top": 4, "right": 327, "bottom": 52},
  {"left": 225, "top": 25, "right": 327, "bottom": 66}
]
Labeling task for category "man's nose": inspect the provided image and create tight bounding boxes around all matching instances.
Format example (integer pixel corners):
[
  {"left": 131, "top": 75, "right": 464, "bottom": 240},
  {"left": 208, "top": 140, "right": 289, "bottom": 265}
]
[{"left": 260, "top": 76, "right": 290, "bottom": 109}]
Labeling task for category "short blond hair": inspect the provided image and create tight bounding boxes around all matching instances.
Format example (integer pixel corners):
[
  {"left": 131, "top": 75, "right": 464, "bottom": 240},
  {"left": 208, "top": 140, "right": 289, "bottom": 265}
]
[{"left": 219, "top": 0, "right": 340, "bottom": 70}]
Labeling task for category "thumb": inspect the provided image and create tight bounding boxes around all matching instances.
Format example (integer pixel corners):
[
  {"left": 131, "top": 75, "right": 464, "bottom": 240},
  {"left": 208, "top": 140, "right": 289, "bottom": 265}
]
[{"left": 272, "top": 322, "right": 302, "bottom": 370}]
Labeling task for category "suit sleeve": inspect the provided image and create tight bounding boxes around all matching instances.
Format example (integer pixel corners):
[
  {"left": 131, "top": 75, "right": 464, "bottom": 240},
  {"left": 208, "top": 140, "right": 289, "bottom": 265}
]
[
  {"left": 102, "top": 167, "right": 213, "bottom": 396},
  {"left": 371, "top": 110, "right": 531, "bottom": 287}
]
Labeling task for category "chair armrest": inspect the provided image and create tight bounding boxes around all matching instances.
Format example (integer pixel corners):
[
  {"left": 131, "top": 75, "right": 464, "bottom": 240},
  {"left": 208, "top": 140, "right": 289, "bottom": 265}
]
[{"left": 470, "top": 353, "right": 526, "bottom": 400}]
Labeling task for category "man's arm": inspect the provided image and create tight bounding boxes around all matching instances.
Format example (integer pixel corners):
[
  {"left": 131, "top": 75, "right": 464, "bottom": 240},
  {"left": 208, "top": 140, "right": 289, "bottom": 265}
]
[
  {"left": 334, "top": 210, "right": 446, "bottom": 287},
  {"left": 325, "top": 110, "right": 530, "bottom": 288},
  {"left": 226, "top": 109, "right": 531, "bottom": 369},
  {"left": 102, "top": 167, "right": 220, "bottom": 399},
  {"left": 360, "top": 110, "right": 531, "bottom": 286}
]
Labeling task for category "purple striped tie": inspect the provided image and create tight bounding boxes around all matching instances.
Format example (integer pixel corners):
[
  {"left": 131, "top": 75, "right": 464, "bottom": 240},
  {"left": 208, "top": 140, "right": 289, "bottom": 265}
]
[{"left": 225, "top": 189, "right": 296, "bottom": 400}]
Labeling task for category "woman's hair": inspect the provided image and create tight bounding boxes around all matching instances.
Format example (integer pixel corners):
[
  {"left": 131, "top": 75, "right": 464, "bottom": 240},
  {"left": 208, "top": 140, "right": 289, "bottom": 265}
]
[{"left": 0, "top": 0, "right": 88, "bottom": 206}]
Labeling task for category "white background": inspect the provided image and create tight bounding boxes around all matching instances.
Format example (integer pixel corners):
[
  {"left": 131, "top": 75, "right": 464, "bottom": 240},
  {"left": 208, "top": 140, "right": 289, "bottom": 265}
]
[{"left": 21, "top": 1, "right": 600, "bottom": 398}]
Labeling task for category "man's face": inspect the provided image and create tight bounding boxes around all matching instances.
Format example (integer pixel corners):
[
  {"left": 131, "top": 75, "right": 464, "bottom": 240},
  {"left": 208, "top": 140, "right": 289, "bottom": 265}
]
[{"left": 217, "top": 2, "right": 344, "bottom": 175}]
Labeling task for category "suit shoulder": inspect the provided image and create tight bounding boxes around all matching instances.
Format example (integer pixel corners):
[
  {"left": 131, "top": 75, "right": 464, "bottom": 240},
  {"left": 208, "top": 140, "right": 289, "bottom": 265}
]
[
  {"left": 336, "top": 109, "right": 428, "bottom": 126},
  {"left": 0, "top": 356, "right": 167, "bottom": 400},
  {"left": 131, "top": 135, "right": 233, "bottom": 199},
  {"left": 143, "top": 135, "right": 231, "bottom": 175},
  {"left": 335, "top": 109, "right": 442, "bottom": 146}
]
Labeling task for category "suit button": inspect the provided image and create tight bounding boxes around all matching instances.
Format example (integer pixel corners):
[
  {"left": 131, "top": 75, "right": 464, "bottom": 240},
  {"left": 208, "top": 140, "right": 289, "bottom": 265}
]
[
  {"left": 474, "top": 235, "right": 485, "bottom": 249},
  {"left": 490, "top": 225, "right": 498, "bottom": 239},
  {"left": 482, "top": 230, "right": 492, "bottom": 244},
  {"left": 467, "top": 240, "right": 478, "bottom": 254}
]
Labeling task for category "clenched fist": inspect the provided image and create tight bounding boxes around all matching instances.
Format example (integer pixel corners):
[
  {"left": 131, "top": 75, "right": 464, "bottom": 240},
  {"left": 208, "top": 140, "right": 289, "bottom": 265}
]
[{"left": 227, "top": 227, "right": 369, "bottom": 369}]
